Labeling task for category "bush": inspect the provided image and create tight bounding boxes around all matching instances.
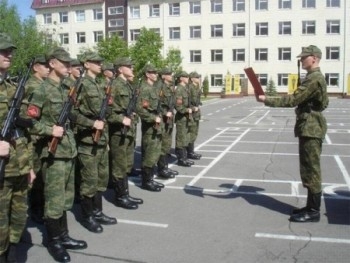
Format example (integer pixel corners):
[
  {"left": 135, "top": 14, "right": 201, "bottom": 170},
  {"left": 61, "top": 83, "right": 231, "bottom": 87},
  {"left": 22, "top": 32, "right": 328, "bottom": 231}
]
[{"left": 265, "top": 78, "right": 277, "bottom": 96}]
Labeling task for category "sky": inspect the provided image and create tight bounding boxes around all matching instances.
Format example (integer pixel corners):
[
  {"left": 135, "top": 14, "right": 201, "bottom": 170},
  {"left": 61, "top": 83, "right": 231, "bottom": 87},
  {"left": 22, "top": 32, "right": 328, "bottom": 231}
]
[{"left": 8, "top": 0, "right": 35, "bottom": 20}]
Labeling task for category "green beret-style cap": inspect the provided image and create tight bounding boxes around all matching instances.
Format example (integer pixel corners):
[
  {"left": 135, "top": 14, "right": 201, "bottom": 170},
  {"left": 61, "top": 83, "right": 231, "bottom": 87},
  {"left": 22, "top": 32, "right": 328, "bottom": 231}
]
[
  {"left": 80, "top": 51, "right": 104, "bottom": 63},
  {"left": 159, "top": 67, "right": 172, "bottom": 75},
  {"left": 297, "top": 45, "right": 322, "bottom": 59},
  {"left": 102, "top": 62, "right": 115, "bottom": 71},
  {"left": 176, "top": 71, "right": 189, "bottom": 78},
  {"left": 142, "top": 64, "right": 157, "bottom": 74},
  {"left": 70, "top": 58, "right": 81, "bottom": 67},
  {"left": 189, "top": 71, "right": 201, "bottom": 78},
  {"left": 0, "top": 32, "right": 17, "bottom": 50},
  {"left": 48, "top": 47, "right": 71, "bottom": 62},
  {"left": 33, "top": 54, "right": 47, "bottom": 64},
  {"left": 114, "top": 57, "right": 133, "bottom": 67}
]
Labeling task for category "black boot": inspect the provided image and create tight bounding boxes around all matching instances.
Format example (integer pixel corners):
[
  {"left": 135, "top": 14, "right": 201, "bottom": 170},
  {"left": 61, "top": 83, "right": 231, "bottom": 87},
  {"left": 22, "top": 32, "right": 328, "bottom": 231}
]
[
  {"left": 292, "top": 188, "right": 312, "bottom": 214},
  {"left": 92, "top": 192, "right": 117, "bottom": 225},
  {"left": 46, "top": 218, "right": 71, "bottom": 263},
  {"left": 0, "top": 253, "right": 6, "bottom": 263},
  {"left": 123, "top": 177, "right": 143, "bottom": 204},
  {"left": 60, "top": 212, "right": 87, "bottom": 250},
  {"left": 6, "top": 243, "right": 17, "bottom": 263},
  {"left": 290, "top": 192, "right": 321, "bottom": 223},
  {"left": 114, "top": 179, "right": 138, "bottom": 209},
  {"left": 29, "top": 187, "right": 45, "bottom": 224},
  {"left": 80, "top": 197, "right": 103, "bottom": 233},
  {"left": 141, "top": 167, "right": 161, "bottom": 192},
  {"left": 187, "top": 143, "right": 201, "bottom": 160},
  {"left": 176, "top": 148, "right": 192, "bottom": 167},
  {"left": 127, "top": 168, "right": 139, "bottom": 177},
  {"left": 157, "top": 155, "right": 175, "bottom": 179}
]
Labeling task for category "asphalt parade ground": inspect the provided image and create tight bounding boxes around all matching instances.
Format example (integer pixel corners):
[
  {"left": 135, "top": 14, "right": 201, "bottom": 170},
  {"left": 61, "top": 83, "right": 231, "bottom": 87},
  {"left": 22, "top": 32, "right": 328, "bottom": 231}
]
[{"left": 20, "top": 96, "right": 350, "bottom": 263}]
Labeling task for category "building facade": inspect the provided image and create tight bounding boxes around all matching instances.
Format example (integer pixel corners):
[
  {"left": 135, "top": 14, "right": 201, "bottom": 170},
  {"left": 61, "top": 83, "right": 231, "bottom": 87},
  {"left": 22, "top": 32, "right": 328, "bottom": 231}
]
[{"left": 32, "top": 0, "right": 350, "bottom": 94}]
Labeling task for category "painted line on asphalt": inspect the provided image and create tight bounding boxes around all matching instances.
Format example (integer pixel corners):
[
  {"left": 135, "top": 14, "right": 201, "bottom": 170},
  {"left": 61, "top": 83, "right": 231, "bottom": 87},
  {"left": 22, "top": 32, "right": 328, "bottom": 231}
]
[
  {"left": 325, "top": 134, "right": 332, "bottom": 145},
  {"left": 254, "top": 110, "right": 270, "bottom": 125},
  {"left": 118, "top": 219, "right": 168, "bottom": 228},
  {"left": 334, "top": 155, "right": 350, "bottom": 191},
  {"left": 255, "top": 233, "right": 350, "bottom": 244}
]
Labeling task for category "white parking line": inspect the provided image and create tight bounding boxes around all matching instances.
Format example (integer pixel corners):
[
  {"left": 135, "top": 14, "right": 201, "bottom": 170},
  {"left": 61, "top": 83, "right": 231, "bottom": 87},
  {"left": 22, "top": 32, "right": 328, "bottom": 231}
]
[
  {"left": 118, "top": 219, "right": 168, "bottom": 228},
  {"left": 255, "top": 233, "right": 350, "bottom": 244},
  {"left": 334, "top": 155, "right": 350, "bottom": 191}
]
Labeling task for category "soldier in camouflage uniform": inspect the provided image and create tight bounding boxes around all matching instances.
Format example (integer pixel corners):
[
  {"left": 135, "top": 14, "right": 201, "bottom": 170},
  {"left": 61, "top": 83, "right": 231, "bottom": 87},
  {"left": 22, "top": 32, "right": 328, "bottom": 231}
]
[
  {"left": 187, "top": 72, "right": 202, "bottom": 160},
  {"left": 174, "top": 71, "right": 195, "bottom": 167},
  {"left": 107, "top": 57, "right": 143, "bottom": 208},
  {"left": 75, "top": 52, "right": 116, "bottom": 233},
  {"left": 26, "top": 47, "right": 87, "bottom": 262},
  {"left": 136, "top": 64, "right": 165, "bottom": 192},
  {"left": 0, "top": 32, "right": 36, "bottom": 263},
  {"left": 259, "top": 45, "right": 328, "bottom": 223},
  {"left": 156, "top": 68, "right": 178, "bottom": 178}
]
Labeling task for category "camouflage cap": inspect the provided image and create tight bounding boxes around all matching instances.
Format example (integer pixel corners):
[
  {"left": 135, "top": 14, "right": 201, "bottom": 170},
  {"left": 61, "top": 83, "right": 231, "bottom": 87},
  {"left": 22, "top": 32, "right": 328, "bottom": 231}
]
[
  {"left": 33, "top": 54, "right": 47, "bottom": 64},
  {"left": 114, "top": 57, "right": 133, "bottom": 67},
  {"left": 159, "top": 67, "right": 172, "bottom": 75},
  {"left": 176, "top": 71, "right": 189, "bottom": 78},
  {"left": 0, "top": 32, "right": 17, "bottom": 50},
  {"left": 48, "top": 47, "right": 71, "bottom": 62},
  {"left": 70, "top": 58, "right": 81, "bottom": 67},
  {"left": 102, "top": 62, "right": 115, "bottom": 71},
  {"left": 80, "top": 51, "right": 104, "bottom": 63},
  {"left": 142, "top": 64, "right": 157, "bottom": 74},
  {"left": 297, "top": 45, "right": 322, "bottom": 59},
  {"left": 189, "top": 71, "right": 201, "bottom": 78}
]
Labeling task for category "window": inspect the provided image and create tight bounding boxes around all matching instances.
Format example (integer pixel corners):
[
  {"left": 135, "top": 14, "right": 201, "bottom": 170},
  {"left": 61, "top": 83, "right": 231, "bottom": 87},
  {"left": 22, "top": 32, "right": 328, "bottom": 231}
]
[
  {"left": 302, "top": 0, "right": 315, "bottom": 8},
  {"left": 233, "top": 0, "right": 245, "bottom": 11},
  {"left": 93, "top": 8, "right": 103, "bottom": 20},
  {"left": 190, "top": 26, "right": 201, "bottom": 39},
  {"left": 130, "top": 29, "right": 140, "bottom": 41},
  {"left": 211, "top": 0, "right": 223, "bottom": 13},
  {"left": 211, "top": 74, "right": 223, "bottom": 86},
  {"left": 255, "top": 0, "right": 268, "bottom": 10},
  {"left": 211, "top": 49, "right": 223, "bottom": 62},
  {"left": 43, "top": 13, "right": 52, "bottom": 24},
  {"left": 169, "top": 3, "right": 180, "bottom": 16},
  {"left": 232, "top": 49, "right": 245, "bottom": 62},
  {"left": 150, "top": 28, "right": 161, "bottom": 35},
  {"left": 256, "top": 22, "right": 268, "bottom": 36},
  {"left": 278, "top": 47, "right": 291, "bottom": 60},
  {"left": 326, "top": 20, "right": 340, "bottom": 34},
  {"left": 326, "top": 47, "right": 340, "bottom": 60},
  {"left": 325, "top": 73, "right": 339, "bottom": 86},
  {"left": 302, "top": 21, "right": 316, "bottom": 34},
  {"left": 327, "top": 0, "right": 340, "bottom": 7},
  {"left": 149, "top": 4, "right": 160, "bottom": 17},
  {"left": 190, "top": 50, "right": 202, "bottom": 62},
  {"left": 109, "top": 30, "right": 124, "bottom": 38},
  {"left": 256, "top": 74, "right": 268, "bottom": 86},
  {"left": 279, "top": 21, "right": 291, "bottom": 35},
  {"left": 130, "top": 6, "right": 140, "bottom": 18},
  {"left": 76, "top": 10, "right": 85, "bottom": 22},
  {"left": 278, "top": 0, "right": 291, "bottom": 9},
  {"left": 41, "top": 0, "right": 49, "bottom": 4},
  {"left": 94, "top": 31, "right": 103, "bottom": 43},
  {"left": 59, "top": 12, "right": 68, "bottom": 23},
  {"left": 190, "top": 1, "right": 201, "bottom": 14},
  {"left": 278, "top": 74, "right": 289, "bottom": 86},
  {"left": 169, "top": 27, "right": 180, "bottom": 40},
  {"left": 76, "top": 32, "right": 86, "bottom": 43},
  {"left": 211, "top": 25, "right": 223, "bottom": 37},
  {"left": 109, "top": 6, "right": 124, "bottom": 15},
  {"left": 59, "top": 33, "right": 69, "bottom": 45},
  {"left": 109, "top": 19, "right": 124, "bottom": 27},
  {"left": 255, "top": 48, "right": 268, "bottom": 61},
  {"left": 233, "top": 23, "right": 245, "bottom": 36}
]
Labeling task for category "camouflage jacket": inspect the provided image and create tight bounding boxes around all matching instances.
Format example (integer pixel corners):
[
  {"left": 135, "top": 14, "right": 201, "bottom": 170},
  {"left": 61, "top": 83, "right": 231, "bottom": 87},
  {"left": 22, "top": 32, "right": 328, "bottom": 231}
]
[
  {"left": 264, "top": 67, "right": 328, "bottom": 138},
  {"left": 188, "top": 82, "right": 202, "bottom": 120},
  {"left": 158, "top": 81, "right": 175, "bottom": 125}
]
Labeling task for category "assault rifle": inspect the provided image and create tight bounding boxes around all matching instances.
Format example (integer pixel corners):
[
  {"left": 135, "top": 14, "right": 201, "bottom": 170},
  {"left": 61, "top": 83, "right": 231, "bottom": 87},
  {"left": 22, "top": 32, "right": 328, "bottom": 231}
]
[
  {"left": 297, "top": 59, "right": 301, "bottom": 87},
  {"left": 121, "top": 80, "right": 140, "bottom": 135},
  {"left": 187, "top": 85, "right": 193, "bottom": 123},
  {"left": 48, "top": 69, "right": 84, "bottom": 155},
  {"left": 93, "top": 78, "right": 114, "bottom": 143},
  {"left": 0, "top": 58, "right": 34, "bottom": 188}
]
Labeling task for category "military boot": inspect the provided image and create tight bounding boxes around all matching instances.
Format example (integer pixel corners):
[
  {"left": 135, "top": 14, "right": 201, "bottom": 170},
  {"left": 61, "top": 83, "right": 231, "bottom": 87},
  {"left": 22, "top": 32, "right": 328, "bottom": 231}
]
[
  {"left": 80, "top": 197, "right": 103, "bottom": 233},
  {"left": 29, "top": 186, "right": 45, "bottom": 224},
  {"left": 60, "top": 212, "right": 87, "bottom": 250},
  {"left": 187, "top": 143, "right": 202, "bottom": 160},
  {"left": 292, "top": 188, "right": 312, "bottom": 214},
  {"left": 5, "top": 243, "right": 17, "bottom": 263},
  {"left": 157, "top": 155, "right": 175, "bottom": 179},
  {"left": 176, "top": 148, "right": 192, "bottom": 167},
  {"left": 289, "top": 192, "right": 321, "bottom": 223},
  {"left": 114, "top": 179, "right": 138, "bottom": 209},
  {"left": 123, "top": 177, "right": 143, "bottom": 205},
  {"left": 141, "top": 167, "right": 162, "bottom": 192},
  {"left": 92, "top": 192, "right": 117, "bottom": 225},
  {"left": 0, "top": 253, "right": 6, "bottom": 263},
  {"left": 46, "top": 218, "right": 71, "bottom": 263}
]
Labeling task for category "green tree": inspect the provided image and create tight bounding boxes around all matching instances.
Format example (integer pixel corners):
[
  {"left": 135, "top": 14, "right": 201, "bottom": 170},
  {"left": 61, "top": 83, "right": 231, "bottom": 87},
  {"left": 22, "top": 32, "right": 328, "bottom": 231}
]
[
  {"left": 96, "top": 35, "right": 129, "bottom": 63},
  {"left": 265, "top": 78, "right": 277, "bottom": 96},
  {"left": 162, "top": 47, "right": 182, "bottom": 72},
  {"left": 202, "top": 76, "right": 209, "bottom": 98}
]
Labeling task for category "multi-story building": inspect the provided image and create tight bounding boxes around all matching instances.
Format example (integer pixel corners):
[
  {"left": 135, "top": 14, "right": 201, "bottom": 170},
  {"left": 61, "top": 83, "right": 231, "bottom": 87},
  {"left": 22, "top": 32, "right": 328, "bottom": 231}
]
[{"left": 32, "top": 0, "right": 350, "bottom": 95}]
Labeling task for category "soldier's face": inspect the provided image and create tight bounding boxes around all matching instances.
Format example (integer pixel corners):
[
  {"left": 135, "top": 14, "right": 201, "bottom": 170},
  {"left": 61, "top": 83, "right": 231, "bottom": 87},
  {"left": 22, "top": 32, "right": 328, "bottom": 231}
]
[
  {"left": 33, "top": 63, "right": 50, "bottom": 79},
  {"left": 0, "top": 48, "right": 13, "bottom": 71},
  {"left": 51, "top": 58, "right": 70, "bottom": 78},
  {"left": 86, "top": 61, "right": 102, "bottom": 75},
  {"left": 300, "top": 55, "right": 316, "bottom": 70},
  {"left": 70, "top": 66, "right": 81, "bottom": 78},
  {"left": 120, "top": 65, "right": 134, "bottom": 79}
]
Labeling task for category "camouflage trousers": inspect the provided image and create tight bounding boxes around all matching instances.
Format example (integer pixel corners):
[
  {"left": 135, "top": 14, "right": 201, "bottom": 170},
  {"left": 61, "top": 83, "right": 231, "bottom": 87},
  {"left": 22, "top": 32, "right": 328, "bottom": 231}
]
[
  {"left": 161, "top": 125, "right": 173, "bottom": 155},
  {"left": 175, "top": 119, "right": 190, "bottom": 149},
  {"left": 299, "top": 137, "right": 323, "bottom": 194},
  {"left": 109, "top": 134, "right": 135, "bottom": 180},
  {"left": 41, "top": 158, "right": 75, "bottom": 219},
  {"left": 0, "top": 175, "right": 28, "bottom": 254},
  {"left": 78, "top": 144, "right": 109, "bottom": 197},
  {"left": 142, "top": 132, "right": 161, "bottom": 168},
  {"left": 189, "top": 119, "right": 200, "bottom": 144}
]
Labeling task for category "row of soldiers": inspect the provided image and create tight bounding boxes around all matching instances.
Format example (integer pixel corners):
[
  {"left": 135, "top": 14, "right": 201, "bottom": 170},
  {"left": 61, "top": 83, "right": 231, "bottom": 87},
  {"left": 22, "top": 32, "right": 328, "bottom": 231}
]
[{"left": 0, "top": 32, "right": 203, "bottom": 263}]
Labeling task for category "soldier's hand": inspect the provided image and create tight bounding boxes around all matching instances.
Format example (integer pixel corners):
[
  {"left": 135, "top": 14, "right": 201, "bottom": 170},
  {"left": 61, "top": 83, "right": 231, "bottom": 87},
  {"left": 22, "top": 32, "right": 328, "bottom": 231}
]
[
  {"left": 187, "top": 108, "right": 192, "bottom": 114},
  {"left": 52, "top": 125, "right": 64, "bottom": 137},
  {"left": 155, "top": 116, "right": 161, "bottom": 123},
  {"left": 193, "top": 107, "right": 199, "bottom": 112},
  {"left": 93, "top": 120, "right": 105, "bottom": 130},
  {"left": 0, "top": 140, "right": 10, "bottom": 157},
  {"left": 166, "top": 111, "right": 173, "bottom": 118},
  {"left": 258, "top": 95, "right": 266, "bottom": 102},
  {"left": 28, "top": 169, "right": 36, "bottom": 185},
  {"left": 123, "top": 117, "right": 131, "bottom": 126}
]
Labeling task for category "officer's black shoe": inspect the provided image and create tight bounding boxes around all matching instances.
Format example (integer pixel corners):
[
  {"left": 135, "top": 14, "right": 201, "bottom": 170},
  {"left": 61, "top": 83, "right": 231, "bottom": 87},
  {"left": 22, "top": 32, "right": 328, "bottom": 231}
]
[
  {"left": 177, "top": 159, "right": 192, "bottom": 167},
  {"left": 289, "top": 209, "right": 320, "bottom": 223},
  {"left": 153, "top": 180, "right": 165, "bottom": 188},
  {"left": 127, "top": 168, "right": 139, "bottom": 177},
  {"left": 292, "top": 206, "right": 308, "bottom": 214},
  {"left": 127, "top": 195, "right": 143, "bottom": 204},
  {"left": 168, "top": 168, "right": 179, "bottom": 176},
  {"left": 81, "top": 216, "right": 103, "bottom": 233},
  {"left": 115, "top": 195, "right": 138, "bottom": 209},
  {"left": 94, "top": 211, "right": 117, "bottom": 225},
  {"left": 60, "top": 232, "right": 87, "bottom": 250},
  {"left": 30, "top": 210, "right": 44, "bottom": 225},
  {"left": 141, "top": 181, "right": 162, "bottom": 192},
  {"left": 187, "top": 152, "right": 201, "bottom": 160},
  {"left": 6, "top": 243, "right": 17, "bottom": 263},
  {"left": 186, "top": 159, "right": 195, "bottom": 165},
  {"left": 47, "top": 238, "right": 71, "bottom": 263},
  {"left": 158, "top": 169, "right": 175, "bottom": 179}
]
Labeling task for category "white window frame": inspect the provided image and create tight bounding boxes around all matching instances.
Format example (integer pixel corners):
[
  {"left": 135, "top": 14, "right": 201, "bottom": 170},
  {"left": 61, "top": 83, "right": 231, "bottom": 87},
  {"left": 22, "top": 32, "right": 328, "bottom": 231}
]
[
  {"left": 326, "top": 0, "right": 340, "bottom": 7},
  {"left": 190, "top": 50, "right": 202, "bottom": 63},
  {"left": 326, "top": 20, "right": 340, "bottom": 34},
  {"left": 233, "top": 0, "right": 245, "bottom": 11},
  {"left": 302, "top": 0, "right": 316, "bottom": 8},
  {"left": 130, "top": 6, "right": 140, "bottom": 18},
  {"left": 255, "top": 48, "right": 268, "bottom": 61},
  {"left": 278, "top": 47, "right": 291, "bottom": 60},
  {"left": 278, "top": 74, "right": 289, "bottom": 86},
  {"left": 59, "top": 33, "right": 69, "bottom": 45},
  {"left": 326, "top": 47, "right": 340, "bottom": 60},
  {"left": 94, "top": 31, "right": 103, "bottom": 43},
  {"left": 130, "top": 29, "right": 140, "bottom": 41},
  {"left": 279, "top": 21, "right": 291, "bottom": 35},
  {"left": 109, "top": 30, "right": 124, "bottom": 38},
  {"left": 189, "top": 1, "right": 201, "bottom": 14},
  {"left": 302, "top": 20, "right": 316, "bottom": 34},
  {"left": 325, "top": 73, "right": 339, "bottom": 87},
  {"left": 59, "top": 11, "right": 68, "bottom": 23},
  {"left": 93, "top": 8, "right": 103, "bottom": 21},
  {"left": 278, "top": 0, "right": 291, "bottom": 9},
  {"left": 211, "top": 0, "right": 223, "bottom": 13},
  {"left": 108, "top": 6, "right": 124, "bottom": 15},
  {"left": 76, "top": 32, "right": 86, "bottom": 43},
  {"left": 257, "top": 74, "right": 268, "bottom": 86},
  {"left": 109, "top": 19, "right": 124, "bottom": 27},
  {"left": 43, "top": 13, "right": 52, "bottom": 24},
  {"left": 255, "top": 0, "right": 268, "bottom": 10},
  {"left": 211, "top": 24, "right": 223, "bottom": 38},
  {"left": 232, "top": 49, "right": 245, "bottom": 62},
  {"left": 210, "top": 74, "right": 223, "bottom": 86},
  {"left": 256, "top": 22, "right": 268, "bottom": 36},
  {"left": 169, "top": 3, "right": 180, "bottom": 16},
  {"left": 190, "top": 26, "right": 201, "bottom": 39},
  {"left": 233, "top": 23, "right": 245, "bottom": 36},
  {"left": 149, "top": 4, "right": 160, "bottom": 17},
  {"left": 76, "top": 10, "right": 85, "bottom": 22},
  {"left": 211, "top": 49, "right": 223, "bottom": 62},
  {"left": 169, "top": 27, "right": 181, "bottom": 40}
]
